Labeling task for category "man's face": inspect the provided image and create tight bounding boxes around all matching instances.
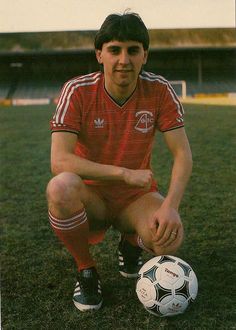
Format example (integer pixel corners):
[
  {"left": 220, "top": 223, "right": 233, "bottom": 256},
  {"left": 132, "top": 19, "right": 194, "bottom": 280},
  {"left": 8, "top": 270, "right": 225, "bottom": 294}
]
[{"left": 96, "top": 40, "right": 148, "bottom": 89}]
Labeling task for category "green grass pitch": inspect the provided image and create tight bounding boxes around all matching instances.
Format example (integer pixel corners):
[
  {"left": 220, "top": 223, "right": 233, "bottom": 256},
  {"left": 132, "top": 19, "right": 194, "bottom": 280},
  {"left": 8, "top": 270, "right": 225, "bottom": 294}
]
[{"left": 1, "top": 103, "right": 235, "bottom": 329}]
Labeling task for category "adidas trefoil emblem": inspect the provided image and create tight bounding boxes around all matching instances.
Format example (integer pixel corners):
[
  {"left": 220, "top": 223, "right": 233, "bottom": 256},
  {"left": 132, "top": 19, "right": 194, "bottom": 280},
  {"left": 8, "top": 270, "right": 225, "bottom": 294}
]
[{"left": 94, "top": 118, "right": 104, "bottom": 128}]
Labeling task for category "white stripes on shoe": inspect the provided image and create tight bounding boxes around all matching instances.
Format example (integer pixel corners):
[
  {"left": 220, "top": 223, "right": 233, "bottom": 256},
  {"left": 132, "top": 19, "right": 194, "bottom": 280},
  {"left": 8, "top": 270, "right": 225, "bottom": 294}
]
[
  {"left": 118, "top": 251, "right": 143, "bottom": 267},
  {"left": 118, "top": 251, "right": 124, "bottom": 266},
  {"left": 73, "top": 277, "right": 103, "bottom": 311},
  {"left": 48, "top": 209, "right": 87, "bottom": 231},
  {"left": 73, "top": 279, "right": 102, "bottom": 298}
]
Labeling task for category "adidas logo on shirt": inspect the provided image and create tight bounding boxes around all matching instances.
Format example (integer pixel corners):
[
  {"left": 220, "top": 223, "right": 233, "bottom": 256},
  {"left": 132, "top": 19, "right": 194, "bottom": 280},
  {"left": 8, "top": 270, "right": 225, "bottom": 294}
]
[{"left": 94, "top": 118, "right": 104, "bottom": 128}]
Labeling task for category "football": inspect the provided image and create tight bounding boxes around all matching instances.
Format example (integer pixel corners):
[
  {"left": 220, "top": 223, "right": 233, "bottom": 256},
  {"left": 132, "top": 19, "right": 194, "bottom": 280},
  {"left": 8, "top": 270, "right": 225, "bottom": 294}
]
[{"left": 136, "top": 255, "right": 198, "bottom": 317}]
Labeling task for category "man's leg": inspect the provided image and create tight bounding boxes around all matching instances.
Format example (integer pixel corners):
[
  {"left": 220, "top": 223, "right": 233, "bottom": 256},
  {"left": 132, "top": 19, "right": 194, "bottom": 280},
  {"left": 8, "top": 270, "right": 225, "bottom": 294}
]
[
  {"left": 46, "top": 172, "right": 108, "bottom": 311},
  {"left": 117, "top": 191, "right": 184, "bottom": 257}
]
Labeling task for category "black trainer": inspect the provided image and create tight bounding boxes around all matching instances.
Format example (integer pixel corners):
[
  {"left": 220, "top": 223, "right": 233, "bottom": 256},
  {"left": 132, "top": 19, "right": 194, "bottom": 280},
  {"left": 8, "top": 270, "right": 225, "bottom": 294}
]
[
  {"left": 73, "top": 267, "right": 103, "bottom": 311},
  {"left": 118, "top": 238, "right": 143, "bottom": 278}
]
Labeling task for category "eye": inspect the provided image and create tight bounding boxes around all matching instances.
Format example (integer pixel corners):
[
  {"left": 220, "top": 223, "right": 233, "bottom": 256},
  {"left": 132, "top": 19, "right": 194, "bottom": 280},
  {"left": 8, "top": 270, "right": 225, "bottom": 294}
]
[
  {"left": 108, "top": 47, "right": 120, "bottom": 55},
  {"left": 128, "top": 47, "right": 140, "bottom": 55}
]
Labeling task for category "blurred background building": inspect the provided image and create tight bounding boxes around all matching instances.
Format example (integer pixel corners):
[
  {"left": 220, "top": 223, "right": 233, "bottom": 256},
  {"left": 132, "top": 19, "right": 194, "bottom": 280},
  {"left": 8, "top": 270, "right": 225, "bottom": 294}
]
[{"left": 0, "top": 1, "right": 235, "bottom": 105}]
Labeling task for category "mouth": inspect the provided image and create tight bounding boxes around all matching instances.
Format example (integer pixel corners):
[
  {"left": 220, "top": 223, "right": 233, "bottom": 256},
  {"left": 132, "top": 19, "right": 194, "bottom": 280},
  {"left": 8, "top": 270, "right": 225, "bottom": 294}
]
[{"left": 115, "top": 69, "right": 133, "bottom": 74}]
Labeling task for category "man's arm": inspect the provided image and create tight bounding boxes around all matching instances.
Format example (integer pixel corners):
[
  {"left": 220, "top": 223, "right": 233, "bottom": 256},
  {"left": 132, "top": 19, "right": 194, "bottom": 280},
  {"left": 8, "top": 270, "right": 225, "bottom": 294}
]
[
  {"left": 162, "top": 127, "right": 192, "bottom": 210},
  {"left": 51, "top": 132, "right": 153, "bottom": 187},
  {"left": 150, "top": 127, "right": 192, "bottom": 246}
]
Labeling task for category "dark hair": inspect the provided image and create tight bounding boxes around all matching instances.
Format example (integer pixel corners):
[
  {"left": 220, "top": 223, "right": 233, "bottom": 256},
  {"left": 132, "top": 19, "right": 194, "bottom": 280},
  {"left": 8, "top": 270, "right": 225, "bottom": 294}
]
[{"left": 94, "top": 12, "right": 149, "bottom": 50}]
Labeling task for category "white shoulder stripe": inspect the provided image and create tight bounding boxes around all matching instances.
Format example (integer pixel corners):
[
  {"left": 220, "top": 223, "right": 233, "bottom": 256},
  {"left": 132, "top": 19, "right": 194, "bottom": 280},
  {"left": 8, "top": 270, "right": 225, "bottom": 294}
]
[
  {"left": 57, "top": 72, "right": 101, "bottom": 110},
  {"left": 54, "top": 72, "right": 102, "bottom": 124},
  {"left": 57, "top": 77, "right": 100, "bottom": 124},
  {"left": 140, "top": 72, "right": 184, "bottom": 117}
]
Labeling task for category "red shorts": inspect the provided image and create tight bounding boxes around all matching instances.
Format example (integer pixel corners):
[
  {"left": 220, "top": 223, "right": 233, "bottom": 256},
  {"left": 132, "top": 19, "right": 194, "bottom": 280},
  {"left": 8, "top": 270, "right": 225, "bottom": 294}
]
[{"left": 85, "top": 180, "right": 158, "bottom": 244}]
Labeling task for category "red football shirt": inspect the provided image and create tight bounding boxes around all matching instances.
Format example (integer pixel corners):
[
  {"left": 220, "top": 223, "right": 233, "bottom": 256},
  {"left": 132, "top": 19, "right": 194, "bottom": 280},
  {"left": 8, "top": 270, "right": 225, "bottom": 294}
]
[{"left": 51, "top": 71, "right": 184, "bottom": 184}]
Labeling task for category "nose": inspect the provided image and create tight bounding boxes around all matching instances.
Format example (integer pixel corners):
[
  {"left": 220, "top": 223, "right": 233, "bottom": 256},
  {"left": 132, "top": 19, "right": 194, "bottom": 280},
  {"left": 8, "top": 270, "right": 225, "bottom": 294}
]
[{"left": 119, "top": 50, "right": 130, "bottom": 65}]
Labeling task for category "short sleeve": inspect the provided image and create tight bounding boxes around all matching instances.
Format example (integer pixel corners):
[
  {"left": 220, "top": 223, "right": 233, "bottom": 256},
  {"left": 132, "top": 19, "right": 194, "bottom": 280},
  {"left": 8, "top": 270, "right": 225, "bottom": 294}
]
[
  {"left": 157, "top": 83, "right": 184, "bottom": 132},
  {"left": 50, "top": 81, "right": 82, "bottom": 134}
]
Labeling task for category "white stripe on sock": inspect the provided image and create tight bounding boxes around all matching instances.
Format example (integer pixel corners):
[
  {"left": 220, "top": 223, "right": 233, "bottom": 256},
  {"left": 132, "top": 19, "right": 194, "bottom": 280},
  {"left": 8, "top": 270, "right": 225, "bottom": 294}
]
[
  {"left": 48, "top": 210, "right": 87, "bottom": 231},
  {"left": 137, "top": 236, "right": 155, "bottom": 254}
]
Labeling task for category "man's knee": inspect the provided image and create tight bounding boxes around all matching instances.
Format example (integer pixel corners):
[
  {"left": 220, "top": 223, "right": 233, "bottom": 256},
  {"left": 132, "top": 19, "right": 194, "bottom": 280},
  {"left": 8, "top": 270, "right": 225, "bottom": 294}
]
[
  {"left": 141, "top": 229, "right": 184, "bottom": 256},
  {"left": 46, "top": 172, "right": 84, "bottom": 208},
  {"left": 153, "top": 237, "right": 183, "bottom": 256}
]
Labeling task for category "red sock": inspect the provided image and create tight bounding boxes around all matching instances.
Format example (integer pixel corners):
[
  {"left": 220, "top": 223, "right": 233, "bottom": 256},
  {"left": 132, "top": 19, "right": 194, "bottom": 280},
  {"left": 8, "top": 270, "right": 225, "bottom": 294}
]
[{"left": 48, "top": 208, "right": 95, "bottom": 271}]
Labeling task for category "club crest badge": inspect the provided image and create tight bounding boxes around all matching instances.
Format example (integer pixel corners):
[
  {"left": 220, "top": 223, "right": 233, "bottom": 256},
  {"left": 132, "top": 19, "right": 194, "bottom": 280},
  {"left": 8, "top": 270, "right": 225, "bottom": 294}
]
[{"left": 135, "top": 111, "right": 154, "bottom": 133}]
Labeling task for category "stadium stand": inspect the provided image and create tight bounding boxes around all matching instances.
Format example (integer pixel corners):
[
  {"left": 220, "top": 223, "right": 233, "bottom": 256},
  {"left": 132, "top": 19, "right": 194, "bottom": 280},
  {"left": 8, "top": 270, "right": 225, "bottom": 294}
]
[
  {"left": 146, "top": 47, "right": 236, "bottom": 96},
  {"left": 1, "top": 49, "right": 235, "bottom": 101},
  {"left": 0, "top": 29, "right": 235, "bottom": 103},
  {"left": 13, "top": 80, "right": 63, "bottom": 99},
  {"left": 0, "top": 81, "right": 11, "bottom": 99}
]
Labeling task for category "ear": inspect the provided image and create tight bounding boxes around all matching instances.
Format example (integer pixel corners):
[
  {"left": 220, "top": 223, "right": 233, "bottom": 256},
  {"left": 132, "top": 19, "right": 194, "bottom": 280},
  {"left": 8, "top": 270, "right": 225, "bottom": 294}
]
[
  {"left": 95, "top": 50, "right": 103, "bottom": 64},
  {"left": 143, "top": 50, "right": 148, "bottom": 65}
]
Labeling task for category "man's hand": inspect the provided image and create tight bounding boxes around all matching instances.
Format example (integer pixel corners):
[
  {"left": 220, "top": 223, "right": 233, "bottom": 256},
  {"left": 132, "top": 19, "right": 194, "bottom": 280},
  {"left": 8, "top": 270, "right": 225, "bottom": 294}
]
[
  {"left": 148, "top": 203, "right": 183, "bottom": 249},
  {"left": 123, "top": 168, "right": 153, "bottom": 189}
]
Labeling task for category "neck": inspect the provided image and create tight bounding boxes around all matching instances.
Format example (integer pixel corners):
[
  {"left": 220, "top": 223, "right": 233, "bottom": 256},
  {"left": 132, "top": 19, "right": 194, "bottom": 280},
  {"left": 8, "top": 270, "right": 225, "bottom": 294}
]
[{"left": 104, "top": 80, "right": 137, "bottom": 105}]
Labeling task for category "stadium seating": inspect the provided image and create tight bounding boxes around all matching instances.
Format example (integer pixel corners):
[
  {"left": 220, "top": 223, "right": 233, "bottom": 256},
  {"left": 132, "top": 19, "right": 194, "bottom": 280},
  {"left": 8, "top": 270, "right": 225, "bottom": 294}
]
[
  {"left": 0, "top": 77, "right": 235, "bottom": 101},
  {"left": 0, "top": 47, "right": 235, "bottom": 101},
  {"left": 0, "top": 82, "right": 11, "bottom": 99},
  {"left": 12, "top": 80, "right": 62, "bottom": 99},
  {"left": 185, "top": 80, "right": 236, "bottom": 96}
]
